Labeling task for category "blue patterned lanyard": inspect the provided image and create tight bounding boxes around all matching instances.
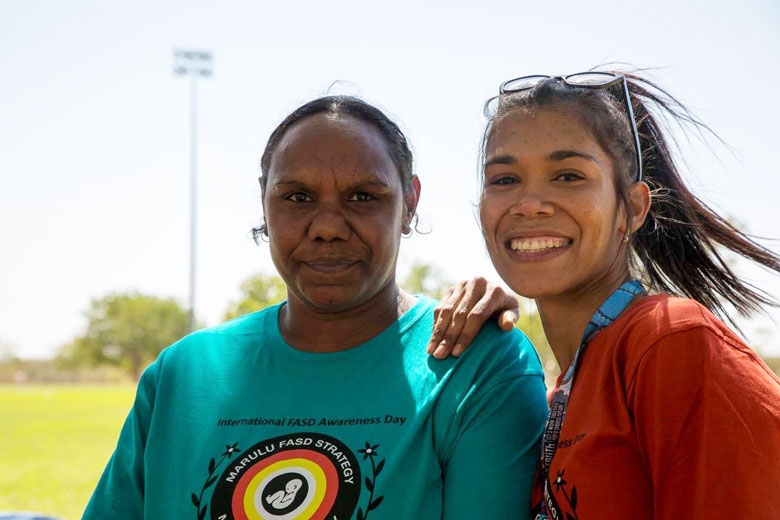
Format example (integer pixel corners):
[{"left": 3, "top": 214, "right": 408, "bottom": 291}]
[{"left": 536, "top": 279, "right": 646, "bottom": 520}]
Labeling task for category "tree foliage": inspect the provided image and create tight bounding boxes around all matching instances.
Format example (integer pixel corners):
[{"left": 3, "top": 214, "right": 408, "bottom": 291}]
[
  {"left": 400, "top": 262, "right": 451, "bottom": 299},
  {"left": 514, "top": 298, "right": 557, "bottom": 385},
  {"left": 60, "top": 292, "right": 189, "bottom": 380},
  {"left": 223, "top": 273, "right": 288, "bottom": 321},
  {"left": 0, "top": 339, "right": 18, "bottom": 363}
]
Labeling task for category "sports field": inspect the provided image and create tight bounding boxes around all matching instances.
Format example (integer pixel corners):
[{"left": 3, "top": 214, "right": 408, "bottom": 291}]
[{"left": 0, "top": 385, "right": 136, "bottom": 520}]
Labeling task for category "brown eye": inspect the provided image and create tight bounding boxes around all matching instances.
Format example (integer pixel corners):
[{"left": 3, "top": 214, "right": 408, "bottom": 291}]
[
  {"left": 285, "top": 192, "right": 312, "bottom": 202},
  {"left": 556, "top": 171, "right": 584, "bottom": 182},
  {"left": 489, "top": 175, "right": 519, "bottom": 186},
  {"left": 348, "top": 192, "right": 377, "bottom": 202}
]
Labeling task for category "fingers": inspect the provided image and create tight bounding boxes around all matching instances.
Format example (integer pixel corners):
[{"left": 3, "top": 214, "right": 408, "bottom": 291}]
[
  {"left": 428, "top": 282, "right": 466, "bottom": 357},
  {"left": 497, "top": 307, "right": 520, "bottom": 331},
  {"left": 447, "top": 278, "right": 492, "bottom": 357},
  {"left": 428, "top": 277, "right": 518, "bottom": 359},
  {"left": 448, "top": 283, "right": 518, "bottom": 356}
]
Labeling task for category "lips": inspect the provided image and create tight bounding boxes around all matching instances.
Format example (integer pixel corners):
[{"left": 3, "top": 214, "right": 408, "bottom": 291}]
[
  {"left": 507, "top": 236, "right": 571, "bottom": 253},
  {"left": 302, "top": 257, "right": 360, "bottom": 273}
]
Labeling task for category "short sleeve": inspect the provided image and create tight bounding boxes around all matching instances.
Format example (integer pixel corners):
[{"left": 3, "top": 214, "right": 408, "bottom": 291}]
[
  {"left": 441, "top": 331, "right": 548, "bottom": 520},
  {"left": 628, "top": 325, "right": 780, "bottom": 519},
  {"left": 82, "top": 360, "right": 159, "bottom": 518}
]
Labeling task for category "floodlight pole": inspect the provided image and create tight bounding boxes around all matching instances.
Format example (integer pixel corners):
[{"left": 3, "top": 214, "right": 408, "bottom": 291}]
[{"left": 173, "top": 49, "right": 213, "bottom": 333}]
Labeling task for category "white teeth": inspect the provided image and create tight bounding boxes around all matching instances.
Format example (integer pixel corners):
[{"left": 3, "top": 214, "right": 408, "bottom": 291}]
[{"left": 510, "top": 238, "right": 568, "bottom": 252}]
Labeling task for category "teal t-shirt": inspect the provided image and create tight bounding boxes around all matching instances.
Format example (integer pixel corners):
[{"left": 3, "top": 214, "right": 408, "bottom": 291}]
[{"left": 84, "top": 296, "right": 547, "bottom": 519}]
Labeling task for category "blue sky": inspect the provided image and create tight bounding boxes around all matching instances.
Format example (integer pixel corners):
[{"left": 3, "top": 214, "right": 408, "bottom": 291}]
[{"left": 2, "top": 0, "right": 779, "bottom": 358}]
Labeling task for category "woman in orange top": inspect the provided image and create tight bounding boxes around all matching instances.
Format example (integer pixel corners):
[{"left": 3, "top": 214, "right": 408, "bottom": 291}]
[{"left": 436, "top": 70, "right": 780, "bottom": 518}]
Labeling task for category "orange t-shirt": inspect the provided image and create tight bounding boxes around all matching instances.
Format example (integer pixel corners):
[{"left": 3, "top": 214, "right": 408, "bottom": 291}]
[{"left": 531, "top": 294, "right": 780, "bottom": 519}]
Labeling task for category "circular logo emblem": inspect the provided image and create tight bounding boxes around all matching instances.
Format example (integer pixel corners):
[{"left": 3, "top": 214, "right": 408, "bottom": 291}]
[{"left": 211, "top": 433, "right": 361, "bottom": 520}]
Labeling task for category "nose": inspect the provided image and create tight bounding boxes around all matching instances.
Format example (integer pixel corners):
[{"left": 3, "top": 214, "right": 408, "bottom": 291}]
[
  {"left": 509, "top": 187, "right": 554, "bottom": 218},
  {"left": 307, "top": 205, "right": 351, "bottom": 242}
]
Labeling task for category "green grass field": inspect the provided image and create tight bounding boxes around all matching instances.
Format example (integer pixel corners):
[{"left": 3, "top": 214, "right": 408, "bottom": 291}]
[{"left": 0, "top": 385, "right": 136, "bottom": 520}]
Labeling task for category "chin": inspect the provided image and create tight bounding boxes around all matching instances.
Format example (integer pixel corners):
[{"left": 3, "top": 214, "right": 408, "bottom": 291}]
[
  {"left": 300, "top": 286, "right": 378, "bottom": 314},
  {"left": 500, "top": 274, "right": 563, "bottom": 301},
  {"left": 302, "top": 295, "right": 358, "bottom": 313},
  {"left": 509, "top": 287, "right": 548, "bottom": 300}
]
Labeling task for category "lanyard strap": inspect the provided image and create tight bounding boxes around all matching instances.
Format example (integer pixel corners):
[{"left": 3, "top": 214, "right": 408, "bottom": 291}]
[{"left": 539, "top": 280, "right": 645, "bottom": 517}]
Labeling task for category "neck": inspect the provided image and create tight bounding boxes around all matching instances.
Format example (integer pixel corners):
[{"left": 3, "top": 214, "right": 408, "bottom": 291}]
[
  {"left": 279, "top": 283, "right": 415, "bottom": 353},
  {"left": 536, "top": 274, "right": 635, "bottom": 375}
]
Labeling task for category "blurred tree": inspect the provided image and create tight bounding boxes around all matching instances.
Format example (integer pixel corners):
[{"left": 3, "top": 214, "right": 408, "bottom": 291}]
[
  {"left": 400, "top": 262, "right": 450, "bottom": 298},
  {"left": 0, "top": 339, "right": 18, "bottom": 363},
  {"left": 223, "top": 273, "right": 287, "bottom": 321},
  {"left": 762, "top": 356, "right": 780, "bottom": 377},
  {"left": 514, "top": 298, "right": 557, "bottom": 386},
  {"left": 59, "top": 293, "right": 189, "bottom": 380}
]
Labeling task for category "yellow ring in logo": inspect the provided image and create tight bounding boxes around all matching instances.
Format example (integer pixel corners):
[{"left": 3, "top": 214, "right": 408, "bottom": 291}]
[{"left": 243, "top": 457, "right": 328, "bottom": 520}]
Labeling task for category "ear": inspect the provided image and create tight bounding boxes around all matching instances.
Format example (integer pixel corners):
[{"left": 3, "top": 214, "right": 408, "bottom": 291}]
[
  {"left": 625, "top": 181, "right": 651, "bottom": 234},
  {"left": 402, "top": 175, "right": 422, "bottom": 233},
  {"left": 258, "top": 176, "right": 269, "bottom": 236}
]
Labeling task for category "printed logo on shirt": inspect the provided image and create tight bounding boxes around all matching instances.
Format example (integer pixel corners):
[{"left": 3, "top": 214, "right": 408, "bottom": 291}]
[{"left": 193, "top": 433, "right": 385, "bottom": 520}]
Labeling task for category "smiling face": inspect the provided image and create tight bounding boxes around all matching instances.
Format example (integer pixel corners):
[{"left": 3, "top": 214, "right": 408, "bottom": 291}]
[
  {"left": 263, "top": 113, "right": 418, "bottom": 314},
  {"left": 480, "top": 106, "right": 635, "bottom": 302}
]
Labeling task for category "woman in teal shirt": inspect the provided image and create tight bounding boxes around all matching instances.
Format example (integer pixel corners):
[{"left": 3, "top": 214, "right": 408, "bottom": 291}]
[{"left": 84, "top": 95, "right": 547, "bottom": 520}]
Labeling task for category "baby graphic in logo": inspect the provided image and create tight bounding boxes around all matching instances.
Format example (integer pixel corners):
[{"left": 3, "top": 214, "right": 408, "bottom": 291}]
[
  {"left": 263, "top": 476, "right": 304, "bottom": 513},
  {"left": 206, "top": 433, "right": 362, "bottom": 520}
]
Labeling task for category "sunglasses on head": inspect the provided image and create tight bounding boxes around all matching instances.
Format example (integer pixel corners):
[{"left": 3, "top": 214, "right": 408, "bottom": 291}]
[{"left": 490, "top": 72, "right": 643, "bottom": 181}]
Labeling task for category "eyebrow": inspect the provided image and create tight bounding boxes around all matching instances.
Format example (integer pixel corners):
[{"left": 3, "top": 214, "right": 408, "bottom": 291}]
[
  {"left": 485, "top": 150, "right": 598, "bottom": 167},
  {"left": 269, "top": 178, "right": 393, "bottom": 191},
  {"left": 484, "top": 155, "right": 516, "bottom": 167},
  {"left": 547, "top": 150, "right": 598, "bottom": 163},
  {"left": 269, "top": 180, "right": 307, "bottom": 191}
]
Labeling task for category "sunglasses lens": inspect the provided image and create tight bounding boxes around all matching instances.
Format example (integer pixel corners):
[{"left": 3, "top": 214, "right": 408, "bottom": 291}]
[
  {"left": 500, "top": 75, "right": 548, "bottom": 93},
  {"left": 483, "top": 96, "right": 500, "bottom": 118},
  {"left": 565, "top": 72, "right": 619, "bottom": 87}
]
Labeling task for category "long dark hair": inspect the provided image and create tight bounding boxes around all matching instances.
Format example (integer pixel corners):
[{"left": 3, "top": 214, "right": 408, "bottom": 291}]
[{"left": 482, "top": 69, "right": 780, "bottom": 324}]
